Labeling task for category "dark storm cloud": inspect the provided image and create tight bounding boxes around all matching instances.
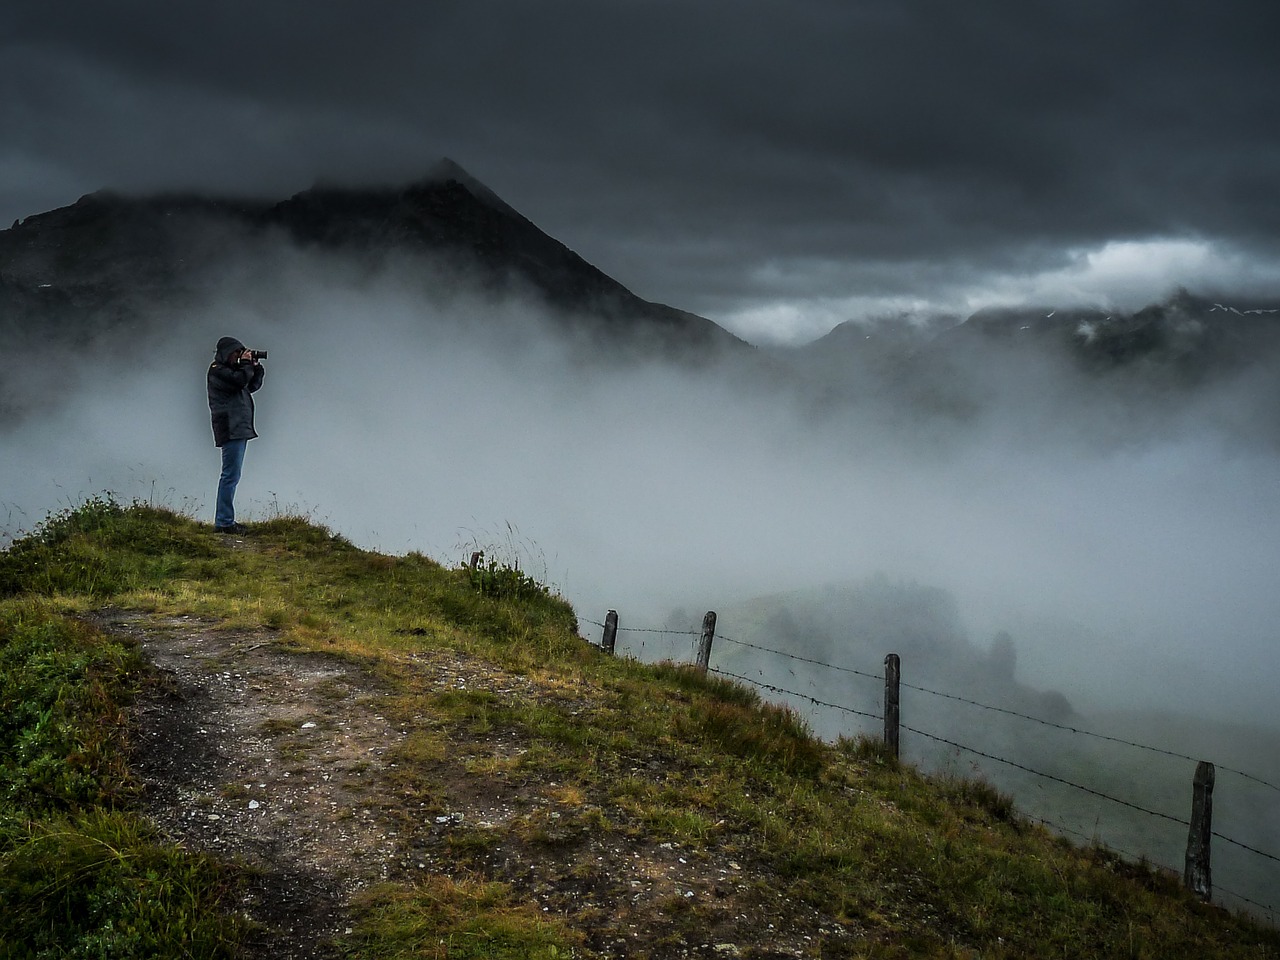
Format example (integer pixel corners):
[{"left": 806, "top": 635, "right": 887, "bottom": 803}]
[{"left": 4, "top": 0, "right": 1280, "bottom": 340}]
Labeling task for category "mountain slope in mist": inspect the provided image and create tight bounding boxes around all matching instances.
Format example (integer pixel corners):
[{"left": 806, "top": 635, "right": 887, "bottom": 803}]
[
  {"left": 3, "top": 160, "right": 1280, "bottom": 922},
  {"left": 0, "top": 158, "right": 745, "bottom": 357},
  {"left": 793, "top": 289, "right": 1280, "bottom": 380},
  {"left": 776, "top": 288, "right": 1280, "bottom": 448}
]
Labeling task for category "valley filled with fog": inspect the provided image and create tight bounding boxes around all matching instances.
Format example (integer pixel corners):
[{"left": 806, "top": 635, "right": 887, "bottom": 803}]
[{"left": 3, "top": 245, "right": 1278, "bottom": 912}]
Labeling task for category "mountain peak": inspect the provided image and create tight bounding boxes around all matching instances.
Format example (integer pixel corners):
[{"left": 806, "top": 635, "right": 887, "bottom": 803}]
[
  {"left": 0, "top": 164, "right": 746, "bottom": 358},
  {"left": 422, "top": 156, "right": 478, "bottom": 187},
  {"left": 415, "top": 157, "right": 525, "bottom": 222}
]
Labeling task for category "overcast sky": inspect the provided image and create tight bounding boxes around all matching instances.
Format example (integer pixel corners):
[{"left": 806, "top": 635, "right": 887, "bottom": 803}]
[{"left": 4, "top": 0, "right": 1280, "bottom": 343}]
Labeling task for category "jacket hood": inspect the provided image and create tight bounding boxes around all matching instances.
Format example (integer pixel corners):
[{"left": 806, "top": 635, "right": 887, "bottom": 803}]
[{"left": 215, "top": 337, "right": 245, "bottom": 364}]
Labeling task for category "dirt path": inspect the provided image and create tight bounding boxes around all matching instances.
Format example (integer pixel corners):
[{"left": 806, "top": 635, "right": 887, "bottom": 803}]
[
  {"left": 102, "top": 608, "right": 859, "bottom": 959},
  {"left": 105, "top": 609, "right": 404, "bottom": 957}
]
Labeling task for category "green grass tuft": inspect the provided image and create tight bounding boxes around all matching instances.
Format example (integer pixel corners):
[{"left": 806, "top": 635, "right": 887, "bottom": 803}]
[
  {"left": 0, "top": 811, "right": 247, "bottom": 960},
  {"left": 347, "top": 878, "right": 581, "bottom": 959},
  {"left": 0, "top": 601, "right": 139, "bottom": 814},
  {"left": 0, "top": 587, "right": 245, "bottom": 958}
]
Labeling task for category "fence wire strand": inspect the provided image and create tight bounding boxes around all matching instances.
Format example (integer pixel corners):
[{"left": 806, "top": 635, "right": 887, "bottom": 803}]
[
  {"left": 721, "top": 666, "right": 1280, "bottom": 866},
  {"left": 580, "top": 616, "right": 697, "bottom": 638},
  {"left": 716, "top": 632, "right": 883, "bottom": 683},
  {"left": 1211, "top": 831, "right": 1280, "bottom": 864},
  {"left": 712, "top": 666, "right": 1193, "bottom": 831},
  {"left": 897, "top": 677, "right": 1280, "bottom": 794},
  {"left": 900, "top": 721, "right": 1192, "bottom": 826},
  {"left": 709, "top": 666, "right": 881, "bottom": 722},
  {"left": 715, "top": 630, "right": 1280, "bottom": 794}
]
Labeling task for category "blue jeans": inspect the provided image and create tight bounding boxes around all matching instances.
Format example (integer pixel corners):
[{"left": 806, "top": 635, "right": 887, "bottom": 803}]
[{"left": 215, "top": 439, "right": 248, "bottom": 528}]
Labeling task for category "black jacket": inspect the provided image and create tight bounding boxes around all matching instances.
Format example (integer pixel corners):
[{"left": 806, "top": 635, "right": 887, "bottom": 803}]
[{"left": 207, "top": 337, "right": 265, "bottom": 447}]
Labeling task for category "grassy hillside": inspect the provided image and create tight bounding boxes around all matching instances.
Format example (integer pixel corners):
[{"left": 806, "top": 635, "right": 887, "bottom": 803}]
[{"left": 1, "top": 499, "right": 1277, "bottom": 959}]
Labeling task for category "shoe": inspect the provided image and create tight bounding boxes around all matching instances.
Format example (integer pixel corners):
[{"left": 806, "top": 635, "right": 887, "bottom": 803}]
[{"left": 214, "top": 523, "right": 249, "bottom": 535}]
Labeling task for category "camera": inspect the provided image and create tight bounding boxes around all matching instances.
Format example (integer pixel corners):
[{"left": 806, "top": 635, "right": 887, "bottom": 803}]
[{"left": 242, "top": 349, "right": 267, "bottom": 362}]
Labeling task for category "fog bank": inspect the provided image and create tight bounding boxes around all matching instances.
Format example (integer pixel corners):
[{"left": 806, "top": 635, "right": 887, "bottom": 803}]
[{"left": 3, "top": 252, "right": 1278, "bottom": 734}]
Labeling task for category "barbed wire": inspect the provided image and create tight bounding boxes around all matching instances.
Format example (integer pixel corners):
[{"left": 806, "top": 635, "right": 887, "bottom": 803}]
[
  {"left": 712, "top": 629, "right": 1280, "bottom": 794},
  {"left": 899, "top": 721, "right": 1192, "bottom": 826},
  {"left": 717, "top": 632, "right": 883, "bottom": 683},
  {"left": 897, "top": 677, "right": 1280, "bottom": 795},
  {"left": 579, "top": 616, "right": 697, "bottom": 637},
  {"left": 709, "top": 666, "right": 881, "bottom": 722},
  {"left": 1212, "top": 831, "right": 1280, "bottom": 864},
  {"left": 711, "top": 668, "right": 1280, "bottom": 868},
  {"left": 1219, "top": 890, "right": 1279, "bottom": 922}
]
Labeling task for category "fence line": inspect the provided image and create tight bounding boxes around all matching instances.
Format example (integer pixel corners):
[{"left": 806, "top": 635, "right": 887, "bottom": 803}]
[
  {"left": 722, "top": 662, "right": 1280, "bottom": 866},
  {"left": 586, "top": 608, "right": 1280, "bottom": 914},
  {"left": 709, "top": 630, "right": 1280, "bottom": 794},
  {"left": 718, "top": 665, "right": 1195, "bottom": 831}
]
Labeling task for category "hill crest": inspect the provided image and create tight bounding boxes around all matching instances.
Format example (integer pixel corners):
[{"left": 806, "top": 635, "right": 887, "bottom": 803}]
[{"left": 1, "top": 500, "right": 1276, "bottom": 957}]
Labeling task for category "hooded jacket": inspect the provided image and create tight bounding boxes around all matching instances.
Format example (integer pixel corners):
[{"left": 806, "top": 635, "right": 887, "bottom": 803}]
[{"left": 207, "top": 336, "right": 265, "bottom": 447}]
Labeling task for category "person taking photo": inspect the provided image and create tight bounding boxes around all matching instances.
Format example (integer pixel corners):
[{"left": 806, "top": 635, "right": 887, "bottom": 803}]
[{"left": 207, "top": 336, "right": 265, "bottom": 534}]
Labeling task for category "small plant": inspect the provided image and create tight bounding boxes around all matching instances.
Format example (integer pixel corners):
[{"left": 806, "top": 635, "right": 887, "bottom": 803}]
[
  {"left": 262, "top": 606, "right": 291, "bottom": 629},
  {"left": 839, "top": 734, "right": 901, "bottom": 768},
  {"left": 457, "top": 522, "right": 559, "bottom": 604},
  {"left": 938, "top": 772, "right": 1019, "bottom": 824},
  {"left": 466, "top": 555, "right": 551, "bottom": 602}
]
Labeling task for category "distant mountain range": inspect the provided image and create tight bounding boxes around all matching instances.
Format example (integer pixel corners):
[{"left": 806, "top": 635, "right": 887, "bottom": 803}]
[
  {"left": 779, "top": 289, "right": 1280, "bottom": 437},
  {"left": 795, "top": 290, "right": 1280, "bottom": 377}
]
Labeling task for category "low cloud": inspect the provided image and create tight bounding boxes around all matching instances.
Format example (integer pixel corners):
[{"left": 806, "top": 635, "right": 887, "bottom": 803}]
[
  {"left": 710, "top": 238, "right": 1280, "bottom": 345},
  {"left": 4, "top": 244, "right": 1278, "bottom": 735}
]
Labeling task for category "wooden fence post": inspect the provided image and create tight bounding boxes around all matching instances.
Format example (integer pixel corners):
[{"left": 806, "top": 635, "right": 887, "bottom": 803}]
[
  {"left": 1184, "top": 760, "right": 1215, "bottom": 900},
  {"left": 601, "top": 610, "right": 618, "bottom": 655},
  {"left": 884, "top": 653, "right": 901, "bottom": 759},
  {"left": 696, "top": 611, "right": 717, "bottom": 673}
]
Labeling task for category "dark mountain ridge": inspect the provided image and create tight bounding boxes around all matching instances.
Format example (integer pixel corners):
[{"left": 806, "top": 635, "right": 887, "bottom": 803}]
[{"left": 0, "top": 160, "right": 745, "bottom": 356}]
